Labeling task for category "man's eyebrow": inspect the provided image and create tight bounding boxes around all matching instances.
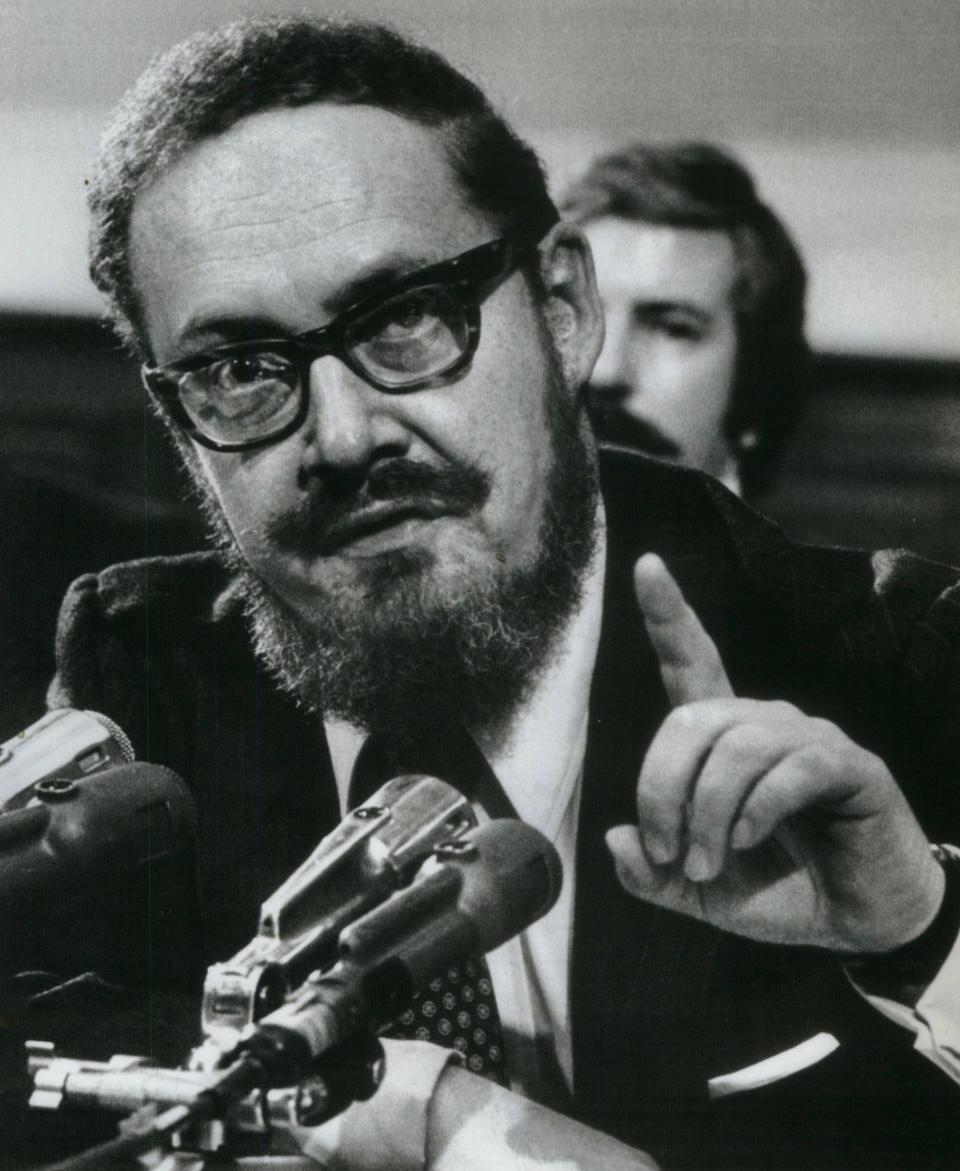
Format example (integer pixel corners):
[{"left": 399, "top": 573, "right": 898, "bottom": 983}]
[
  {"left": 176, "top": 313, "right": 290, "bottom": 351},
  {"left": 329, "top": 250, "right": 438, "bottom": 311},
  {"left": 176, "top": 250, "right": 440, "bottom": 352}
]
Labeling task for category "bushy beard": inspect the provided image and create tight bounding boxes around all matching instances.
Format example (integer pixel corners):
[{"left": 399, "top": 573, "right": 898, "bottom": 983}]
[{"left": 189, "top": 377, "right": 600, "bottom": 744}]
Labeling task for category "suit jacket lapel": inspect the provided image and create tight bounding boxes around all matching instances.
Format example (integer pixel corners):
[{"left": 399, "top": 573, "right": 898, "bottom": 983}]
[{"left": 570, "top": 457, "right": 723, "bottom": 1141}]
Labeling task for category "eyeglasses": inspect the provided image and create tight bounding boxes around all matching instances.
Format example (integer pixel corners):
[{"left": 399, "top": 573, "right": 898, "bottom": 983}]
[{"left": 141, "top": 235, "right": 541, "bottom": 452}]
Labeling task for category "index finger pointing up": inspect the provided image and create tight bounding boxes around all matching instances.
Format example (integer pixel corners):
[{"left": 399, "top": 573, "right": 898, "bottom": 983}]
[{"left": 634, "top": 553, "right": 734, "bottom": 705}]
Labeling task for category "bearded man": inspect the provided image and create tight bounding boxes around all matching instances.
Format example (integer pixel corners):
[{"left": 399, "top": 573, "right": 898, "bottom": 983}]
[{"left": 28, "top": 15, "right": 960, "bottom": 1171}]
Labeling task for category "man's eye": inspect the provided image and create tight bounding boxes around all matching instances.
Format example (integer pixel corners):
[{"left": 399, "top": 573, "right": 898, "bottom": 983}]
[
  {"left": 368, "top": 292, "right": 441, "bottom": 339},
  {"left": 214, "top": 352, "right": 292, "bottom": 388},
  {"left": 660, "top": 319, "right": 702, "bottom": 341},
  {"left": 349, "top": 289, "right": 463, "bottom": 378},
  {"left": 641, "top": 315, "right": 704, "bottom": 342},
  {"left": 178, "top": 351, "right": 297, "bottom": 427}
]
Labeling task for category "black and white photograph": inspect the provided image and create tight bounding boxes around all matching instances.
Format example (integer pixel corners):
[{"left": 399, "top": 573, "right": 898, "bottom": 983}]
[{"left": 1, "top": 2, "right": 958, "bottom": 1168}]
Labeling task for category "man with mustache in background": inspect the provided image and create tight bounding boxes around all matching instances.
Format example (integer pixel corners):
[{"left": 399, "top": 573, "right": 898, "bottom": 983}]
[
  {"left": 561, "top": 142, "right": 811, "bottom": 499},
  {"left": 25, "top": 15, "right": 960, "bottom": 1171}
]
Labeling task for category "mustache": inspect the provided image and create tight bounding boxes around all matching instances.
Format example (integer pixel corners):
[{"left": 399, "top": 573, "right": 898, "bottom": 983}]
[
  {"left": 265, "top": 458, "right": 491, "bottom": 553},
  {"left": 586, "top": 399, "right": 682, "bottom": 459}
]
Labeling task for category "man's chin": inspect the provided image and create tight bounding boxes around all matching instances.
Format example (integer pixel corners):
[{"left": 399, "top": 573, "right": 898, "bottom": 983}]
[
  {"left": 327, "top": 542, "right": 436, "bottom": 595},
  {"left": 278, "top": 542, "right": 493, "bottom": 630},
  {"left": 241, "top": 553, "right": 534, "bottom": 738},
  {"left": 239, "top": 495, "right": 595, "bottom": 738}
]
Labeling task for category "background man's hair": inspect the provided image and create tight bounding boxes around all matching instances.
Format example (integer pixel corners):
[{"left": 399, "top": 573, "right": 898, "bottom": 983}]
[
  {"left": 561, "top": 141, "right": 812, "bottom": 496},
  {"left": 88, "top": 15, "right": 558, "bottom": 356}
]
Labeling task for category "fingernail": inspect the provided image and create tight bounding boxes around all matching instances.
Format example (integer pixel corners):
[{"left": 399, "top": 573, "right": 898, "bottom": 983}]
[{"left": 684, "top": 844, "right": 713, "bottom": 883}]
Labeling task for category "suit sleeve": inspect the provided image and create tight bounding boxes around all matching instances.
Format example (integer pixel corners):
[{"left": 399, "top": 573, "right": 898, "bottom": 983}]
[
  {"left": 47, "top": 569, "right": 160, "bottom": 762},
  {"left": 47, "top": 571, "right": 108, "bottom": 711}
]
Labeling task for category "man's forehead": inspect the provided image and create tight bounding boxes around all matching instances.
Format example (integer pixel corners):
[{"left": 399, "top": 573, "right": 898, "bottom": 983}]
[
  {"left": 129, "top": 103, "right": 493, "bottom": 343},
  {"left": 137, "top": 102, "right": 483, "bottom": 239},
  {"left": 585, "top": 216, "right": 738, "bottom": 305}
]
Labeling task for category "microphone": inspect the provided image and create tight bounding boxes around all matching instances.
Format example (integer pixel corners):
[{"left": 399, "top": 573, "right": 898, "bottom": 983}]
[
  {"left": 230, "top": 819, "right": 561, "bottom": 1084},
  {"left": 0, "top": 708, "right": 135, "bottom": 811},
  {"left": 201, "top": 773, "right": 477, "bottom": 1039},
  {"left": 22, "top": 820, "right": 559, "bottom": 1143},
  {"left": 0, "top": 762, "right": 196, "bottom": 978}
]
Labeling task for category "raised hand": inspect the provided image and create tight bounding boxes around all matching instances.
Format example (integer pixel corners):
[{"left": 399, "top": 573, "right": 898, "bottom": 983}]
[{"left": 606, "top": 553, "right": 945, "bottom": 954}]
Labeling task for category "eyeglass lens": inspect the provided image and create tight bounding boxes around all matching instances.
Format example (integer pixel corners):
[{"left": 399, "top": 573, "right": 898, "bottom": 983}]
[{"left": 175, "top": 285, "right": 472, "bottom": 445}]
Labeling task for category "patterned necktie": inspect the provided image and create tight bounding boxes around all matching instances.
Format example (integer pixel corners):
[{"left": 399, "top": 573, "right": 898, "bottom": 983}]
[{"left": 349, "top": 727, "right": 511, "bottom": 1086}]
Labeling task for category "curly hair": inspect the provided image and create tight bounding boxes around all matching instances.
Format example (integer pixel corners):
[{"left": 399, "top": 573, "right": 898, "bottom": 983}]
[
  {"left": 561, "top": 142, "right": 811, "bottom": 496},
  {"left": 88, "top": 15, "right": 558, "bottom": 356}
]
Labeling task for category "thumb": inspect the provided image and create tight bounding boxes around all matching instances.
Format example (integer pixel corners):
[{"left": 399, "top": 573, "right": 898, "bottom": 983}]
[{"left": 634, "top": 552, "right": 734, "bottom": 706}]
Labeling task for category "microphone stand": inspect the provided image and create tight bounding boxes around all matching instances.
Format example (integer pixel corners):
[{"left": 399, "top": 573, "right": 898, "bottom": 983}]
[
  {"left": 26, "top": 818, "right": 561, "bottom": 1170},
  {"left": 32, "top": 1034, "right": 385, "bottom": 1171}
]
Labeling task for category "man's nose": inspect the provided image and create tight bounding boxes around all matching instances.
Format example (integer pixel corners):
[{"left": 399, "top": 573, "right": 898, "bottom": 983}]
[{"left": 301, "top": 357, "right": 411, "bottom": 471}]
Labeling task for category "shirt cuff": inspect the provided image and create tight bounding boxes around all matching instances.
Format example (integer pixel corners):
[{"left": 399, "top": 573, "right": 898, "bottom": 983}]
[
  {"left": 297, "top": 1039, "right": 462, "bottom": 1170},
  {"left": 850, "top": 844, "right": 960, "bottom": 1084}
]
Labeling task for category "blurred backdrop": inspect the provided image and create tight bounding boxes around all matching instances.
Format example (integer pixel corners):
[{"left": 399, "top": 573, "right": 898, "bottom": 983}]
[{"left": 1, "top": 0, "right": 958, "bottom": 732}]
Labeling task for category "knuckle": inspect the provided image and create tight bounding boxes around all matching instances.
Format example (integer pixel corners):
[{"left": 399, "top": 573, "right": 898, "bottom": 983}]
[
  {"left": 716, "top": 720, "right": 769, "bottom": 762},
  {"left": 859, "top": 747, "right": 890, "bottom": 778},
  {"left": 666, "top": 703, "right": 701, "bottom": 734},
  {"left": 807, "top": 715, "right": 843, "bottom": 738},
  {"left": 791, "top": 741, "right": 840, "bottom": 778},
  {"left": 766, "top": 699, "right": 800, "bottom": 721},
  {"left": 666, "top": 698, "right": 720, "bottom": 730}
]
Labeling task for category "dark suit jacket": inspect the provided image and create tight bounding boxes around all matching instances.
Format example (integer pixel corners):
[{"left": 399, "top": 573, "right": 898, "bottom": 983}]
[{"left": 37, "top": 452, "right": 960, "bottom": 1169}]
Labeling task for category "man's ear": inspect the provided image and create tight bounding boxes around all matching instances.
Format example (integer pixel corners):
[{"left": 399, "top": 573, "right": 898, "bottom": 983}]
[{"left": 538, "top": 222, "right": 604, "bottom": 390}]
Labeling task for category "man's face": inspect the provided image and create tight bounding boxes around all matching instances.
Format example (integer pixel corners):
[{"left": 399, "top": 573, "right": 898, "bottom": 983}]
[
  {"left": 129, "top": 103, "right": 600, "bottom": 733},
  {"left": 584, "top": 217, "right": 739, "bottom": 483},
  {"left": 131, "top": 103, "right": 575, "bottom": 621}
]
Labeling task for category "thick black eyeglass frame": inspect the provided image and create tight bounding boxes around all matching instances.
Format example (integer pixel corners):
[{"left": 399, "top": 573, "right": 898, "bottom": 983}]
[{"left": 141, "top": 234, "right": 544, "bottom": 453}]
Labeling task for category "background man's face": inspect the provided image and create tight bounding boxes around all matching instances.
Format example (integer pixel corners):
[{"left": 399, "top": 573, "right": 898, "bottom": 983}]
[
  {"left": 584, "top": 217, "right": 739, "bottom": 481},
  {"left": 129, "top": 104, "right": 568, "bottom": 626}
]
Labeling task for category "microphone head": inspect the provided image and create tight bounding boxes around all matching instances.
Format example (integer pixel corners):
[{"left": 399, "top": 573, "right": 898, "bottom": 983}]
[
  {"left": 451, "top": 819, "right": 563, "bottom": 953},
  {"left": 337, "top": 818, "right": 563, "bottom": 994},
  {"left": 0, "top": 708, "right": 136, "bottom": 810},
  {"left": 261, "top": 819, "right": 564, "bottom": 1055},
  {"left": 84, "top": 710, "right": 136, "bottom": 763},
  {"left": 0, "top": 761, "right": 200, "bottom": 983},
  {"left": 57, "top": 761, "right": 197, "bottom": 863}
]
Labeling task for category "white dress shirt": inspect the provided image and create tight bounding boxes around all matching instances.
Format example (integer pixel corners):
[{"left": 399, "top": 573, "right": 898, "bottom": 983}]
[{"left": 326, "top": 515, "right": 607, "bottom": 1104}]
